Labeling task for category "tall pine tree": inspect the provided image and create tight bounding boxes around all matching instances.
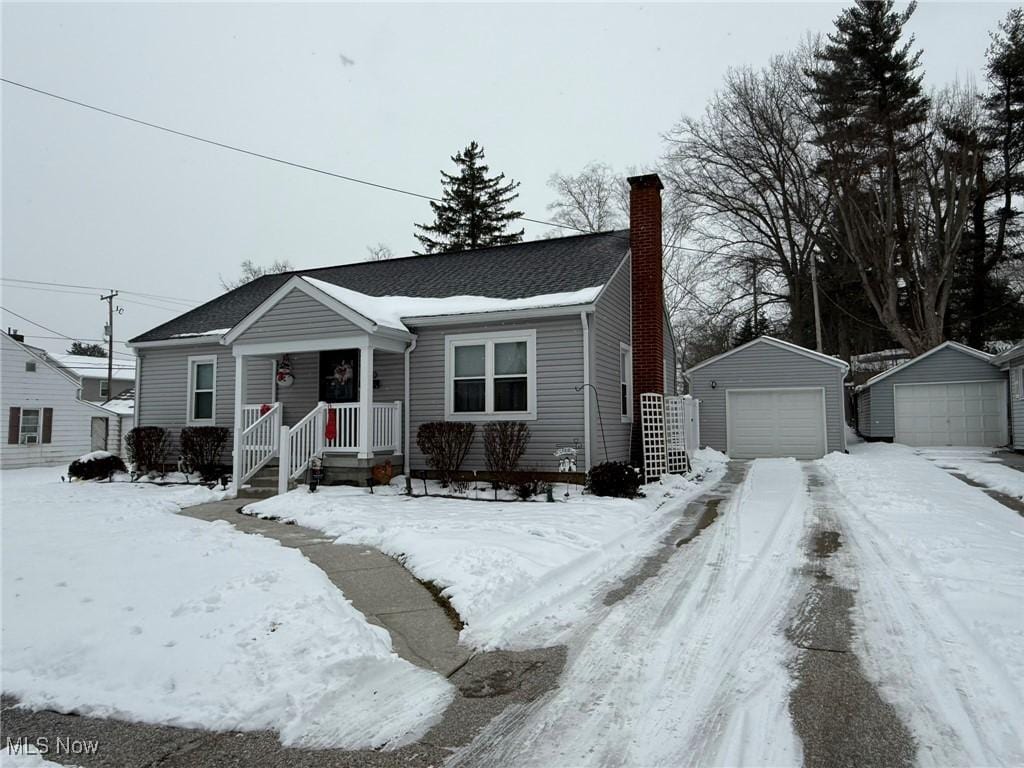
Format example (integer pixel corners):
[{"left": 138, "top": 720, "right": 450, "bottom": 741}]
[{"left": 415, "top": 142, "right": 524, "bottom": 254}]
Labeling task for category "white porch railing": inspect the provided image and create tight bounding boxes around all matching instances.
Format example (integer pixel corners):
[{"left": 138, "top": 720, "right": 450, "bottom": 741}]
[
  {"left": 372, "top": 401, "right": 403, "bottom": 452},
  {"left": 286, "top": 402, "right": 327, "bottom": 480},
  {"left": 239, "top": 402, "right": 281, "bottom": 483},
  {"left": 242, "top": 404, "right": 264, "bottom": 433},
  {"left": 323, "top": 403, "right": 361, "bottom": 451}
]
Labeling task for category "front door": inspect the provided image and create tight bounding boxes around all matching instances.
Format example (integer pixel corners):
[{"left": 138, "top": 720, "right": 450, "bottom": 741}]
[
  {"left": 90, "top": 417, "right": 108, "bottom": 451},
  {"left": 319, "top": 349, "right": 360, "bottom": 403}
]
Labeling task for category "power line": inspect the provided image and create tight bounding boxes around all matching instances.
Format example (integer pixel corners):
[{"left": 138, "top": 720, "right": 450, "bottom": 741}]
[
  {"left": 0, "top": 276, "right": 199, "bottom": 306},
  {"left": 0, "top": 305, "right": 136, "bottom": 354},
  {"left": 0, "top": 76, "right": 718, "bottom": 257}
]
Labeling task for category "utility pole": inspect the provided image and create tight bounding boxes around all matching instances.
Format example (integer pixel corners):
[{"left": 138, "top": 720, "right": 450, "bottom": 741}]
[
  {"left": 100, "top": 290, "right": 119, "bottom": 401},
  {"left": 810, "top": 254, "right": 824, "bottom": 353}
]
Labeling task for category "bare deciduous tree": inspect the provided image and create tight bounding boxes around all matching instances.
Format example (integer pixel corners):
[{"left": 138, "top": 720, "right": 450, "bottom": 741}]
[
  {"left": 365, "top": 243, "right": 395, "bottom": 262},
  {"left": 219, "top": 259, "right": 293, "bottom": 291}
]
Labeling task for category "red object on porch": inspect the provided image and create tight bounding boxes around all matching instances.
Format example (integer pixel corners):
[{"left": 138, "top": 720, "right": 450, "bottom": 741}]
[
  {"left": 259, "top": 403, "right": 271, "bottom": 416},
  {"left": 325, "top": 407, "right": 337, "bottom": 441}
]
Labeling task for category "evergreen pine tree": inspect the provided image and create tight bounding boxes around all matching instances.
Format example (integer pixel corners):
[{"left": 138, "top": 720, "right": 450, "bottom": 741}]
[{"left": 414, "top": 142, "right": 524, "bottom": 254}]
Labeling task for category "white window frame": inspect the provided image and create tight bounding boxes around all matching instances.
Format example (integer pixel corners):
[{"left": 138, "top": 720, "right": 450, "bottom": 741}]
[
  {"left": 20, "top": 407, "right": 41, "bottom": 444},
  {"left": 444, "top": 329, "right": 537, "bottom": 421},
  {"left": 186, "top": 355, "right": 218, "bottom": 426},
  {"left": 99, "top": 379, "right": 109, "bottom": 399},
  {"left": 620, "top": 342, "right": 633, "bottom": 422},
  {"left": 1013, "top": 366, "right": 1024, "bottom": 401}
]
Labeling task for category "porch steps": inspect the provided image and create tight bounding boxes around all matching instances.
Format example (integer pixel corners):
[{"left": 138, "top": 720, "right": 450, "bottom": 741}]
[{"left": 240, "top": 463, "right": 301, "bottom": 497}]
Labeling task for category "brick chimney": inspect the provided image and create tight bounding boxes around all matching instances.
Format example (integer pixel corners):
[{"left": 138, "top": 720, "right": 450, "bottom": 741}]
[{"left": 628, "top": 173, "right": 664, "bottom": 463}]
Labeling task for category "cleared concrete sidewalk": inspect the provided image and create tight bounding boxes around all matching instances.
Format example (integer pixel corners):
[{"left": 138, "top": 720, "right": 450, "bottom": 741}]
[{"left": 180, "top": 499, "right": 471, "bottom": 676}]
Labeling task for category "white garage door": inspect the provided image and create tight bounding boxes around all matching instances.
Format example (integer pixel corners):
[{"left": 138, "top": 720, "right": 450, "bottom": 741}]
[
  {"left": 894, "top": 381, "right": 1007, "bottom": 447},
  {"left": 727, "top": 388, "right": 826, "bottom": 459}
]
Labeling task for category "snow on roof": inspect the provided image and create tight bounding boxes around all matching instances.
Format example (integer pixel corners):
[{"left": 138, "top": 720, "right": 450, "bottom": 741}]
[
  {"left": 169, "top": 328, "right": 231, "bottom": 339},
  {"left": 100, "top": 398, "right": 135, "bottom": 415},
  {"left": 51, "top": 353, "right": 136, "bottom": 380},
  {"left": 302, "top": 277, "right": 603, "bottom": 332},
  {"left": 858, "top": 341, "right": 994, "bottom": 390}
]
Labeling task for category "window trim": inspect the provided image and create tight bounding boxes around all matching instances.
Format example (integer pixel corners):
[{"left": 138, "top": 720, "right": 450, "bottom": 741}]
[
  {"left": 620, "top": 342, "right": 633, "bottom": 422},
  {"left": 20, "top": 407, "right": 41, "bottom": 444},
  {"left": 186, "top": 355, "right": 218, "bottom": 426},
  {"left": 1014, "top": 366, "right": 1024, "bottom": 401},
  {"left": 99, "top": 379, "right": 110, "bottom": 399},
  {"left": 444, "top": 329, "right": 537, "bottom": 421}
]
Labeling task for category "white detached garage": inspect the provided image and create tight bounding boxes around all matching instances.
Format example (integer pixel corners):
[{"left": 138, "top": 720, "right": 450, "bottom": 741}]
[
  {"left": 857, "top": 341, "right": 1007, "bottom": 447},
  {"left": 685, "top": 336, "right": 849, "bottom": 459}
]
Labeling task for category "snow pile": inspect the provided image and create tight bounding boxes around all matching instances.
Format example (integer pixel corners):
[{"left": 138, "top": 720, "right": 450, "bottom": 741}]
[
  {"left": 74, "top": 450, "right": 114, "bottom": 463},
  {"left": 917, "top": 447, "right": 1024, "bottom": 500},
  {"left": 1, "top": 467, "right": 452, "bottom": 749},
  {"left": 245, "top": 449, "right": 730, "bottom": 649},
  {"left": 451, "top": 458, "right": 808, "bottom": 766},
  {"left": 820, "top": 443, "right": 1024, "bottom": 766},
  {"left": 303, "top": 276, "right": 602, "bottom": 332}
]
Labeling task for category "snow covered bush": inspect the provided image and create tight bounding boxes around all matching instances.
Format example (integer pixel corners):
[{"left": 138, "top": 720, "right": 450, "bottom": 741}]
[
  {"left": 416, "top": 421, "right": 475, "bottom": 487},
  {"left": 484, "top": 421, "right": 530, "bottom": 488},
  {"left": 179, "top": 426, "right": 230, "bottom": 481},
  {"left": 125, "top": 426, "right": 171, "bottom": 474},
  {"left": 514, "top": 473, "right": 550, "bottom": 500},
  {"left": 68, "top": 451, "right": 127, "bottom": 481},
  {"left": 586, "top": 461, "right": 642, "bottom": 498}
]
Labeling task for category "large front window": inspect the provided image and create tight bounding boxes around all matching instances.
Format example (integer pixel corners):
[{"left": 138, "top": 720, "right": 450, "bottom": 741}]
[
  {"left": 446, "top": 331, "right": 536, "bottom": 420},
  {"left": 188, "top": 356, "right": 217, "bottom": 424}
]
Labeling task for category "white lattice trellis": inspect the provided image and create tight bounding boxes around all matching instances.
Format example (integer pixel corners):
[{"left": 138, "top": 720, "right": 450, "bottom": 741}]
[
  {"left": 640, "top": 392, "right": 667, "bottom": 481},
  {"left": 664, "top": 395, "right": 688, "bottom": 474}
]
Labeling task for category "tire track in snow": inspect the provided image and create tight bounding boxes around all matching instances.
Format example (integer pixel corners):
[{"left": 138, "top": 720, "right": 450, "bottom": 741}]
[{"left": 450, "top": 459, "right": 811, "bottom": 768}]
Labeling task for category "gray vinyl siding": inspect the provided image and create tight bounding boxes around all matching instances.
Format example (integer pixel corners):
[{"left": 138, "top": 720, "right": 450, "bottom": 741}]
[
  {"left": 234, "top": 288, "right": 362, "bottom": 344},
  {"left": 590, "top": 258, "right": 632, "bottom": 465},
  {"left": 80, "top": 377, "right": 134, "bottom": 403},
  {"left": 407, "top": 315, "right": 587, "bottom": 473},
  {"left": 860, "top": 346, "right": 1005, "bottom": 438},
  {"left": 688, "top": 342, "right": 846, "bottom": 454},
  {"left": 663, "top": 312, "right": 677, "bottom": 397},
  {"left": 1011, "top": 360, "right": 1024, "bottom": 449},
  {"left": 136, "top": 343, "right": 272, "bottom": 462},
  {"left": 857, "top": 388, "right": 873, "bottom": 437}
]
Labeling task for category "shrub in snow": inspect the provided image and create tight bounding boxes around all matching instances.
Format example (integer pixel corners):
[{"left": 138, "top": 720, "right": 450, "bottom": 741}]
[
  {"left": 416, "top": 421, "right": 475, "bottom": 487},
  {"left": 514, "top": 473, "right": 550, "bottom": 500},
  {"left": 180, "top": 426, "right": 230, "bottom": 481},
  {"left": 483, "top": 421, "right": 530, "bottom": 489},
  {"left": 586, "top": 461, "right": 642, "bottom": 498},
  {"left": 68, "top": 451, "right": 127, "bottom": 481},
  {"left": 125, "top": 426, "right": 171, "bottom": 474}
]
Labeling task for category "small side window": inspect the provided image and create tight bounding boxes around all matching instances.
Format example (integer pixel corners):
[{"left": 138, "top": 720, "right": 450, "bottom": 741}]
[
  {"left": 24, "top": 361, "right": 36, "bottom": 373},
  {"left": 620, "top": 344, "right": 632, "bottom": 421}
]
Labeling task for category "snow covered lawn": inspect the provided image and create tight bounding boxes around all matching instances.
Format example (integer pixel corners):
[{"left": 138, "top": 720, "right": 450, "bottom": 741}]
[
  {"left": 916, "top": 446, "right": 1024, "bottom": 500},
  {"left": 821, "top": 444, "right": 1024, "bottom": 766},
  {"left": 1, "top": 466, "right": 452, "bottom": 749},
  {"left": 244, "top": 450, "right": 730, "bottom": 650}
]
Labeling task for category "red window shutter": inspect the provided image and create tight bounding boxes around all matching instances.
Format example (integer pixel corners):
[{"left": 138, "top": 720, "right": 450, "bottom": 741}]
[
  {"left": 8, "top": 407, "right": 20, "bottom": 444},
  {"left": 42, "top": 408, "right": 53, "bottom": 444}
]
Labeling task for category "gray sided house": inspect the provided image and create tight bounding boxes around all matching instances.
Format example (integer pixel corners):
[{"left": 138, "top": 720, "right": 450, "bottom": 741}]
[
  {"left": 993, "top": 342, "right": 1024, "bottom": 450},
  {"left": 685, "top": 336, "right": 848, "bottom": 460},
  {"left": 857, "top": 341, "right": 1007, "bottom": 447},
  {"left": 128, "top": 174, "right": 675, "bottom": 492}
]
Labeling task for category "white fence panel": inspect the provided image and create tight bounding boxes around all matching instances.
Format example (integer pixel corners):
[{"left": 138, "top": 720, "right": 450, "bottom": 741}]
[{"left": 640, "top": 393, "right": 667, "bottom": 481}]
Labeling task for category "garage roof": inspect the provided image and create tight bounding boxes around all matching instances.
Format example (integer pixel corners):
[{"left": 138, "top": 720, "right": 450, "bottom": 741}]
[
  {"left": 858, "top": 341, "right": 993, "bottom": 390},
  {"left": 684, "top": 335, "right": 849, "bottom": 377}
]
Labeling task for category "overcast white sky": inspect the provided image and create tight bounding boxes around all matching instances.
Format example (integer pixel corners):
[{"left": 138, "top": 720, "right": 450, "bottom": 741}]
[{"left": 2, "top": 2, "right": 1014, "bottom": 356}]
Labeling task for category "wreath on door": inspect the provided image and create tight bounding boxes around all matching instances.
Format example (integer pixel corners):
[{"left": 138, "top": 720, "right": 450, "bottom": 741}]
[{"left": 276, "top": 355, "right": 295, "bottom": 388}]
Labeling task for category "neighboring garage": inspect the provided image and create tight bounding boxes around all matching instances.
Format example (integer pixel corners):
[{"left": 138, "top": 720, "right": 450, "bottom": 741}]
[
  {"left": 857, "top": 341, "right": 1008, "bottom": 447},
  {"left": 685, "top": 336, "right": 848, "bottom": 459}
]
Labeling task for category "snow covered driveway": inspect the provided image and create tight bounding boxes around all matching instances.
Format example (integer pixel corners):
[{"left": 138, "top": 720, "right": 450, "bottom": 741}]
[
  {"left": 453, "top": 458, "right": 810, "bottom": 767},
  {"left": 1, "top": 467, "right": 452, "bottom": 750},
  {"left": 821, "top": 444, "right": 1024, "bottom": 766}
]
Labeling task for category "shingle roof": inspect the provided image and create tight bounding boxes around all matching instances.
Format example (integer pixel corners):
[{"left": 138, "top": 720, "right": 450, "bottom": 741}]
[{"left": 130, "top": 230, "right": 630, "bottom": 343}]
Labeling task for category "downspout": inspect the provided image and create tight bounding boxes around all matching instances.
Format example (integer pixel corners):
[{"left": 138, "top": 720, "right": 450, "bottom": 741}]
[
  {"left": 404, "top": 335, "right": 418, "bottom": 473},
  {"left": 134, "top": 352, "right": 142, "bottom": 428},
  {"left": 581, "top": 311, "right": 592, "bottom": 471}
]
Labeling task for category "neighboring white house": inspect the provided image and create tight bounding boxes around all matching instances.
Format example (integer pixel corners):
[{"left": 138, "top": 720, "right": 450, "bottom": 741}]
[{"left": 1, "top": 332, "right": 117, "bottom": 469}]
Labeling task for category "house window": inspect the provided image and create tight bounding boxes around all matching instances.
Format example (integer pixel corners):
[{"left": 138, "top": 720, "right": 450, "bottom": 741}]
[
  {"left": 24, "top": 361, "right": 36, "bottom": 373},
  {"left": 187, "top": 355, "right": 217, "bottom": 425},
  {"left": 20, "top": 408, "right": 40, "bottom": 444},
  {"left": 620, "top": 343, "right": 632, "bottom": 421},
  {"left": 1014, "top": 366, "right": 1024, "bottom": 401},
  {"left": 99, "top": 380, "right": 109, "bottom": 399},
  {"left": 445, "top": 330, "right": 536, "bottom": 420}
]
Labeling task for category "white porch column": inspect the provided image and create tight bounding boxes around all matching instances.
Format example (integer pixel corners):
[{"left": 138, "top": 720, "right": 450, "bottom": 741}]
[
  {"left": 231, "top": 354, "right": 245, "bottom": 495},
  {"left": 358, "top": 343, "right": 373, "bottom": 459}
]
